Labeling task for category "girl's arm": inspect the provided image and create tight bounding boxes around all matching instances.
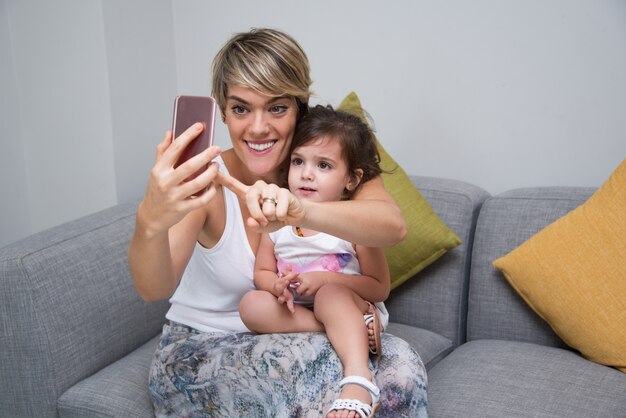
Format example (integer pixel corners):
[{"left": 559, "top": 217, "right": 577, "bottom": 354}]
[
  {"left": 294, "top": 245, "right": 390, "bottom": 303},
  {"left": 253, "top": 234, "right": 286, "bottom": 296},
  {"left": 352, "top": 244, "right": 391, "bottom": 302},
  {"left": 253, "top": 233, "right": 296, "bottom": 311}
]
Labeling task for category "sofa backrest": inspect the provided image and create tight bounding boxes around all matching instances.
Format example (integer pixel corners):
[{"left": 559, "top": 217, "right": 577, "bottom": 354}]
[
  {"left": 0, "top": 202, "right": 169, "bottom": 418},
  {"left": 467, "top": 187, "right": 596, "bottom": 346},
  {"left": 385, "top": 176, "right": 489, "bottom": 348}
]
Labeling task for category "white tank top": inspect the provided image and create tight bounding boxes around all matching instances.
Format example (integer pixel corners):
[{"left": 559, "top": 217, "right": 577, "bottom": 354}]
[{"left": 166, "top": 156, "right": 255, "bottom": 333}]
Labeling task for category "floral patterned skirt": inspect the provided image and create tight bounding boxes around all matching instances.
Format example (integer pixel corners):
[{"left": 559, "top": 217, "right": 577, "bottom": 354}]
[{"left": 149, "top": 321, "right": 428, "bottom": 417}]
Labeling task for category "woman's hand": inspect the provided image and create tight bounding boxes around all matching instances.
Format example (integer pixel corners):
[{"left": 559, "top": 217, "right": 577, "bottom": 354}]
[
  {"left": 216, "top": 172, "right": 306, "bottom": 233},
  {"left": 138, "top": 123, "right": 221, "bottom": 237}
]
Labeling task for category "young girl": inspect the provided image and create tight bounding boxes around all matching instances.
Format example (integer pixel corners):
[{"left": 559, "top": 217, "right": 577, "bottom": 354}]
[{"left": 239, "top": 105, "right": 390, "bottom": 418}]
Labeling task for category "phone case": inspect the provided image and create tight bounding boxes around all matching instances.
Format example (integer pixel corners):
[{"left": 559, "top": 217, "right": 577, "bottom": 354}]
[{"left": 171, "top": 95, "right": 217, "bottom": 182}]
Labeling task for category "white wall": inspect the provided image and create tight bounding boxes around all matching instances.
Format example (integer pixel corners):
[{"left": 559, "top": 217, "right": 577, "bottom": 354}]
[
  {"left": 174, "top": 0, "right": 626, "bottom": 191},
  {"left": 2, "top": 0, "right": 625, "bottom": 247},
  {"left": 102, "top": 0, "right": 177, "bottom": 204},
  {"left": 1, "top": 0, "right": 176, "bottom": 247},
  {"left": 2, "top": 0, "right": 117, "bottom": 246},
  {"left": 0, "top": 0, "right": 31, "bottom": 244}
]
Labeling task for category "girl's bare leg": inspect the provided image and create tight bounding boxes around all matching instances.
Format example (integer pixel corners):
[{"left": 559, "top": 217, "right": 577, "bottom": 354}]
[
  {"left": 239, "top": 290, "right": 323, "bottom": 333},
  {"left": 313, "top": 283, "right": 374, "bottom": 418}
]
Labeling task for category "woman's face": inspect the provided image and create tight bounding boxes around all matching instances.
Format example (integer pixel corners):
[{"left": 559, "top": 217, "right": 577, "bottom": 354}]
[{"left": 223, "top": 85, "right": 298, "bottom": 180}]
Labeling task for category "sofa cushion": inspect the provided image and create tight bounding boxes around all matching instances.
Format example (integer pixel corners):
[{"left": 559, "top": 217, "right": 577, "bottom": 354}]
[
  {"left": 385, "top": 175, "right": 489, "bottom": 348},
  {"left": 467, "top": 187, "right": 595, "bottom": 346},
  {"left": 58, "top": 335, "right": 159, "bottom": 417},
  {"left": 493, "top": 159, "right": 626, "bottom": 372},
  {"left": 428, "top": 340, "right": 626, "bottom": 418},
  {"left": 338, "top": 92, "right": 461, "bottom": 290},
  {"left": 385, "top": 322, "right": 453, "bottom": 370}
]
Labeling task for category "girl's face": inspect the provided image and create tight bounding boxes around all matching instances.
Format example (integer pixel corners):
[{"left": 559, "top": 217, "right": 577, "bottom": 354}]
[
  {"left": 223, "top": 85, "right": 298, "bottom": 181},
  {"left": 288, "top": 136, "right": 360, "bottom": 202}
]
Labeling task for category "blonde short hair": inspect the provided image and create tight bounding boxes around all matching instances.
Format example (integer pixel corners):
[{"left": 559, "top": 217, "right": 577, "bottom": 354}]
[{"left": 211, "top": 28, "right": 312, "bottom": 116}]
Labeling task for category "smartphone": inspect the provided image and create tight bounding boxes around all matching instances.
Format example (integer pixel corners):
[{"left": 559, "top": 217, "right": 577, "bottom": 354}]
[{"left": 171, "top": 95, "right": 217, "bottom": 182}]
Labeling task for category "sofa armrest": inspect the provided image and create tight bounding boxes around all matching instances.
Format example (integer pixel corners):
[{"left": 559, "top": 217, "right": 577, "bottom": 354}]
[{"left": 0, "top": 201, "right": 168, "bottom": 417}]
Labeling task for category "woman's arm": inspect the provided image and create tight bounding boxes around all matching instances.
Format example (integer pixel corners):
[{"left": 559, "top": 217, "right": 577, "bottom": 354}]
[
  {"left": 129, "top": 207, "right": 206, "bottom": 301},
  {"left": 128, "top": 126, "right": 221, "bottom": 301},
  {"left": 300, "top": 176, "right": 406, "bottom": 247},
  {"left": 217, "top": 173, "right": 406, "bottom": 248}
]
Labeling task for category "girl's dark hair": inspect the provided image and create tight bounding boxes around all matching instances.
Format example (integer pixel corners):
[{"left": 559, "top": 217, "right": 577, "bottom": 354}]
[{"left": 290, "top": 105, "right": 382, "bottom": 198}]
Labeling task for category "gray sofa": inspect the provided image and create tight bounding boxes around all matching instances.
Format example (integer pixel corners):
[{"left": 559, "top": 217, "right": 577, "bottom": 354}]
[{"left": 2, "top": 175, "right": 625, "bottom": 417}]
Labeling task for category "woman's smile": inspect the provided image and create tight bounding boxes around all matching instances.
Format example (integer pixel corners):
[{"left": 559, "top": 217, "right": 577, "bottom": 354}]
[{"left": 246, "top": 140, "right": 277, "bottom": 154}]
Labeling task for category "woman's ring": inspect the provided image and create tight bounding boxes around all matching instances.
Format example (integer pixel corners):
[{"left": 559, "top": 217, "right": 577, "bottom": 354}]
[{"left": 262, "top": 197, "right": 278, "bottom": 206}]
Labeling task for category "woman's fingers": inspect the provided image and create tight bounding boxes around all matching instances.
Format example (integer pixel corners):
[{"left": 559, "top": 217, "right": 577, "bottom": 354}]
[
  {"left": 152, "top": 124, "right": 218, "bottom": 191},
  {"left": 174, "top": 146, "right": 221, "bottom": 191},
  {"left": 155, "top": 131, "right": 173, "bottom": 162},
  {"left": 215, "top": 170, "right": 249, "bottom": 197},
  {"left": 215, "top": 171, "right": 267, "bottom": 223},
  {"left": 140, "top": 130, "right": 221, "bottom": 232},
  {"left": 178, "top": 158, "right": 220, "bottom": 200},
  {"left": 274, "top": 187, "right": 292, "bottom": 221},
  {"left": 162, "top": 122, "right": 205, "bottom": 167},
  {"left": 259, "top": 183, "right": 281, "bottom": 219},
  {"left": 216, "top": 174, "right": 307, "bottom": 231},
  {"left": 244, "top": 181, "right": 271, "bottom": 227}
]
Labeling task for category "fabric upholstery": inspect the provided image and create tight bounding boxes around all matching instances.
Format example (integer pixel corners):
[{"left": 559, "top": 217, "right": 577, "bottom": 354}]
[
  {"left": 428, "top": 340, "right": 626, "bottom": 418},
  {"left": 5, "top": 165, "right": 624, "bottom": 417},
  {"left": 467, "top": 187, "right": 595, "bottom": 346},
  {"left": 385, "top": 322, "right": 453, "bottom": 370},
  {"left": 386, "top": 175, "right": 489, "bottom": 348},
  {"left": 493, "top": 159, "right": 626, "bottom": 372},
  {"left": 0, "top": 202, "right": 168, "bottom": 417},
  {"left": 58, "top": 336, "right": 159, "bottom": 418}
]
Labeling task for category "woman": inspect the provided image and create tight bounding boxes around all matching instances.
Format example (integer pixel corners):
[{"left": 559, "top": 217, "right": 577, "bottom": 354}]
[{"left": 129, "top": 28, "right": 427, "bottom": 417}]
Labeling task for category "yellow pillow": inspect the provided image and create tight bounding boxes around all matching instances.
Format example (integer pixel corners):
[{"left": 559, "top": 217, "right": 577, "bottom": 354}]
[
  {"left": 338, "top": 92, "right": 461, "bottom": 290},
  {"left": 493, "top": 158, "right": 626, "bottom": 372}
]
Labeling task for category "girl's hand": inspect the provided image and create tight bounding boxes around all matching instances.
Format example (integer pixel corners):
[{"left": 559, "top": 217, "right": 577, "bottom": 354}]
[
  {"left": 275, "top": 271, "right": 299, "bottom": 314},
  {"left": 138, "top": 124, "right": 221, "bottom": 235},
  {"left": 290, "top": 272, "right": 328, "bottom": 299},
  {"left": 216, "top": 172, "right": 306, "bottom": 232}
]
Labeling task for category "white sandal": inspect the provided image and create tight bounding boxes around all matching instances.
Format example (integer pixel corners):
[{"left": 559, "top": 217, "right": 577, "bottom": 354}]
[
  {"left": 364, "top": 307, "right": 382, "bottom": 356},
  {"left": 327, "top": 375, "right": 380, "bottom": 418}
]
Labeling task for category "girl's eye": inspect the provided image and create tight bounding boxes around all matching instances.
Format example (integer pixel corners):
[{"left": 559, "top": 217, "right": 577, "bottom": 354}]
[
  {"left": 231, "top": 105, "right": 247, "bottom": 115},
  {"left": 319, "top": 162, "right": 331, "bottom": 170},
  {"left": 291, "top": 158, "right": 303, "bottom": 166}
]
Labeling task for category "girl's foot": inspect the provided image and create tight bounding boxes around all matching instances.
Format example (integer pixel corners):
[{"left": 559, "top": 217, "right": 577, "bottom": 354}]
[
  {"left": 326, "top": 375, "right": 380, "bottom": 418},
  {"left": 364, "top": 304, "right": 382, "bottom": 356}
]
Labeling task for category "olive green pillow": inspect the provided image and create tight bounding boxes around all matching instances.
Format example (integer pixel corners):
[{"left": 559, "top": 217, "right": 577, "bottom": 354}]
[{"left": 338, "top": 92, "right": 461, "bottom": 290}]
